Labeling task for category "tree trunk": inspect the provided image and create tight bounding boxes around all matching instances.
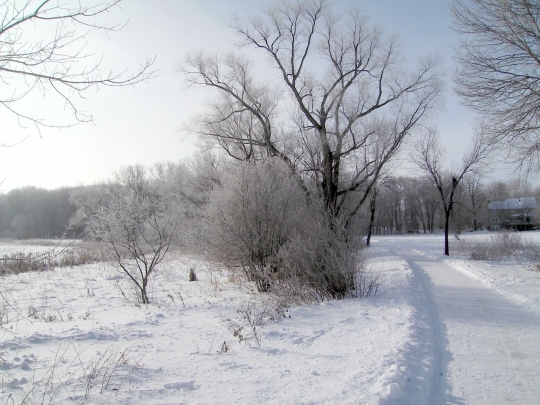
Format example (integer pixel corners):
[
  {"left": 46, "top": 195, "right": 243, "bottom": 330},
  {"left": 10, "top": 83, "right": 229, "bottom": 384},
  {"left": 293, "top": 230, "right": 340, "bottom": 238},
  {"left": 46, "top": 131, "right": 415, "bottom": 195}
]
[
  {"left": 141, "top": 280, "right": 150, "bottom": 304},
  {"left": 366, "top": 194, "right": 377, "bottom": 246},
  {"left": 444, "top": 210, "right": 451, "bottom": 256},
  {"left": 472, "top": 198, "right": 478, "bottom": 231},
  {"left": 420, "top": 210, "right": 427, "bottom": 234}
]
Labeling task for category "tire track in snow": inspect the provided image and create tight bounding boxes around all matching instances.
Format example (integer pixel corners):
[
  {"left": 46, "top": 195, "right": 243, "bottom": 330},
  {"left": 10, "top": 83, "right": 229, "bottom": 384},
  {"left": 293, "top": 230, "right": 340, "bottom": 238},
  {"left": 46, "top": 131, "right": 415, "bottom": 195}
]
[{"left": 387, "top": 246, "right": 459, "bottom": 405}]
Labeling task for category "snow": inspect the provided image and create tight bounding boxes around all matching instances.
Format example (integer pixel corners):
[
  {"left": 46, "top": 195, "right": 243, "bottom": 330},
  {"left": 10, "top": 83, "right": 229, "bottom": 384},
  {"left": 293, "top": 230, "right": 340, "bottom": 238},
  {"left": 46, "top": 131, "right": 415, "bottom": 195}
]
[{"left": 1, "top": 233, "right": 540, "bottom": 404}]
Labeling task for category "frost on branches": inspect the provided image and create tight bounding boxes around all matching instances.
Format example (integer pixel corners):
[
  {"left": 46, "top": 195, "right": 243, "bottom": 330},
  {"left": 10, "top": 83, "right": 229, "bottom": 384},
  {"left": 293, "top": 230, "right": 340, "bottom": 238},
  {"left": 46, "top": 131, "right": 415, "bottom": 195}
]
[{"left": 87, "top": 190, "right": 178, "bottom": 304}]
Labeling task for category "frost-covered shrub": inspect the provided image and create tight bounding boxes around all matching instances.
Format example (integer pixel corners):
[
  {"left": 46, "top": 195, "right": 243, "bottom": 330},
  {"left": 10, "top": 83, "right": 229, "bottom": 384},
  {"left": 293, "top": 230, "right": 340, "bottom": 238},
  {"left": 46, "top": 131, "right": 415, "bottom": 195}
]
[
  {"left": 87, "top": 190, "right": 178, "bottom": 304},
  {"left": 204, "top": 158, "right": 306, "bottom": 292},
  {"left": 451, "top": 231, "right": 540, "bottom": 261},
  {"left": 276, "top": 212, "right": 363, "bottom": 301},
  {"left": 204, "top": 158, "right": 364, "bottom": 300},
  {"left": 470, "top": 232, "right": 522, "bottom": 260}
]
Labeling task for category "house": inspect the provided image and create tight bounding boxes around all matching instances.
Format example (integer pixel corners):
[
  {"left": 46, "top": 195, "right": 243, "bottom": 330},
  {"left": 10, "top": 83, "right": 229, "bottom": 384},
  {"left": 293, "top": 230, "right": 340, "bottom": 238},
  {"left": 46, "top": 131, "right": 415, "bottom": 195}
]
[{"left": 488, "top": 197, "right": 537, "bottom": 231}]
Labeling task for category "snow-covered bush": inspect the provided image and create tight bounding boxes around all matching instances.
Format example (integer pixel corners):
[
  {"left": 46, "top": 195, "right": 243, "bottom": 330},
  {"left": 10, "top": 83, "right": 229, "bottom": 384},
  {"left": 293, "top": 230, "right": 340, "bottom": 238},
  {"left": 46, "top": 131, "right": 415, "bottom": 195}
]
[
  {"left": 222, "top": 294, "right": 290, "bottom": 347},
  {"left": 451, "top": 231, "right": 540, "bottom": 261},
  {"left": 204, "top": 158, "right": 364, "bottom": 301},
  {"left": 87, "top": 190, "right": 178, "bottom": 304},
  {"left": 204, "top": 158, "right": 306, "bottom": 292},
  {"left": 276, "top": 212, "right": 363, "bottom": 301},
  {"left": 470, "top": 232, "right": 523, "bottom": 260}
]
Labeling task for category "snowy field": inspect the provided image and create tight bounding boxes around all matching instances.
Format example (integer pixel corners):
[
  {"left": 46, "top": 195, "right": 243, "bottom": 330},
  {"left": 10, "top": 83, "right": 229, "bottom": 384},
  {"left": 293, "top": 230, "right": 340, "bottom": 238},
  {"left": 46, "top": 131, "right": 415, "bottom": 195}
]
[
  {"left": 0, "top": 239, "right": 78, "bottom": 256},
  {"left": 1, "top": 233, "right": 539, "bottom": 404}
]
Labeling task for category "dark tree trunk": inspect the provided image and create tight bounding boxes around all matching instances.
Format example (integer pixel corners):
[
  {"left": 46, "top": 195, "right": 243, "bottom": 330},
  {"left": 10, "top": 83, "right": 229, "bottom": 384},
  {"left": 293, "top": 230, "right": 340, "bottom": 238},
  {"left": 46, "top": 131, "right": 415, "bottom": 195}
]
[
  {"left": 472, "top": 198, "right": 478, "bottom": 231},
  {"left": 366, "top": 193, "right": 377, "bottom": 246},
  {"left": 444, "top": 210, "right": 451, "bottom": 256}
]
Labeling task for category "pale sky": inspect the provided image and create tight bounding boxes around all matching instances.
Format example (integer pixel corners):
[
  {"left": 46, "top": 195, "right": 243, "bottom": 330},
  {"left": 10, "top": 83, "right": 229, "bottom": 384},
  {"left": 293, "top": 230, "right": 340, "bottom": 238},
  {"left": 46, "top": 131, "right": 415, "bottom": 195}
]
[{"left": 0, "top": 0, "right": 501, "bottom": 192}]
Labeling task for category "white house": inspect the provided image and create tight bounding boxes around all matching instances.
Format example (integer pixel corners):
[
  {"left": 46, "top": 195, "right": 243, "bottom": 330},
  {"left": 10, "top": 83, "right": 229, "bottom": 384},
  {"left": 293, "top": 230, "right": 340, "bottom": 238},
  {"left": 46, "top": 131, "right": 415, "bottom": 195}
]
[{"left": 488, "top": 197, "right": 537, "bottom": 231}]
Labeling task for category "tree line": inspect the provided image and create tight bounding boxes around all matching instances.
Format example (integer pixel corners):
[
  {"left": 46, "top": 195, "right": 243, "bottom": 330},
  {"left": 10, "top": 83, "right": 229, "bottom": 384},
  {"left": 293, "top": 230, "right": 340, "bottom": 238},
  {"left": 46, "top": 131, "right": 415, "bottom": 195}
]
[
  {"left": 365, "top": 176, "right": 540, "bottom": 238},
  {"left": 1, "top": 162, "right": 537, "bottom": 242},
  {"left": 0, "top": 186, "right": 82, "bottom": 239}
]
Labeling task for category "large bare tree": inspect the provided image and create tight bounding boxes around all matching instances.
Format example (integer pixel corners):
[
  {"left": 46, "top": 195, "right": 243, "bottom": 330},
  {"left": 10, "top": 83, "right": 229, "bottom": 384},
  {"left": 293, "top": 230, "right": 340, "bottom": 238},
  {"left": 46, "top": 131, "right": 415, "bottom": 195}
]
[
  {"left": 183, "top": 0, "right": 441, "bottom": 224},
  {"left": 453, "top": 0, "right": 540, "bottom": 174},
  {"left": 413, "top": 127, "right": 492, "bottom": 256},
  {"left": 0, "top": 0, "right": 156, "bottom": 133}
]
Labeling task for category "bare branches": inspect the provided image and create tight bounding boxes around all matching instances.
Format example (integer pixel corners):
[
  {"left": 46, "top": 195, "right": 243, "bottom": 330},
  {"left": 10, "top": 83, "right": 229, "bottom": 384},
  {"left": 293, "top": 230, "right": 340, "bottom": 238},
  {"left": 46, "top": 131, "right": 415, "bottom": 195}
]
[
  {"left": 183, "top": 52, "right": 278, "bottom": 160},
  {"left": 0, "top": 0, "right": 157, "bottom": 130},
  {"left": 183, "top": 0, "right": 441, "bottom": 224},
  {"left": 87, "top": 189, "right": 178, "bottom": 304},
  {"left": 453, "top": 0, "right": 540, "bottom": 174},
  {"left": 412, "top": 126, "right": 493, "bottom": 255},
  {"left": 183, "top": 51, "right": 304, "bottom": 188}
]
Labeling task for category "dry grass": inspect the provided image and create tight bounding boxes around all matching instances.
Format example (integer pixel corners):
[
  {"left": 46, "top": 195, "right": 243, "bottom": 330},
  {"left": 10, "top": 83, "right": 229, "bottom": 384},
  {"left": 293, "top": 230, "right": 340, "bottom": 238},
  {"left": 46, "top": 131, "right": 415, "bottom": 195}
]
[
  {"left": 0, "top": 242, "right": 114, "bottom": 275},
  {"left": 450, "top": 231, "right": 540, "bottom": 262},
  {"left": 10, "top": 342, "right": 144, "bottom": 405}
]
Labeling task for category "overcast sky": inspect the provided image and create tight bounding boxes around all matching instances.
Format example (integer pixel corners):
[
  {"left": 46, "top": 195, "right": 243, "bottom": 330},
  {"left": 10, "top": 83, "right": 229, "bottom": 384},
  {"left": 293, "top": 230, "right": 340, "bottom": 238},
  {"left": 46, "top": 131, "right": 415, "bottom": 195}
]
[{"left": 0, "top": 0, "right": 504, "bottom": 192}]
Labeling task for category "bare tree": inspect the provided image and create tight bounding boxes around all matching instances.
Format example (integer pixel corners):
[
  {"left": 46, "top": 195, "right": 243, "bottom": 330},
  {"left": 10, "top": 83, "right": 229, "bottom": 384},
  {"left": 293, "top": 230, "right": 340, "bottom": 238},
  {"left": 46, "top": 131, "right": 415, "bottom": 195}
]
[
  {"left": 87, "top": 190, "right": 178, "bottom": 304},
  {"left": 453, "top": 0, "right": 540, "bottom": 174},
  {"left": 365, "top": 170, "right": 394, "bottom": 245},
  {"left": 413, "top": 127, "right": 492, "bottom": 256},
  {"left": 183, "top": 0, "right": 441, "bottom": 225},
  {"left": 0, "top": 0, "right": 156, "bottom": 132},
  {"left": 486, "top": 180, "right": 511, "bottom": 202},
  {"left": 463, "top": 172, "right": 486, "bottom": 231},
  {"left": 365, "top": 184, "right": 379, "bottom": 246},
  {"left": 115, "top": 164, "right": 151, "bottom": 197},
  {"left": 404, "top": 177, "right": 438, "bottom": 234}
]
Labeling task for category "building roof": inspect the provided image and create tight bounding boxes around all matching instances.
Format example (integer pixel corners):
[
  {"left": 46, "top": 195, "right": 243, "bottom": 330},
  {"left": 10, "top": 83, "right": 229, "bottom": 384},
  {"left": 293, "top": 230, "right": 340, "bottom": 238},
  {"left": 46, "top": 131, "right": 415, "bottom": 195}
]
[{"left": 488, "top": 197, "right": 537, "bottom": 210}]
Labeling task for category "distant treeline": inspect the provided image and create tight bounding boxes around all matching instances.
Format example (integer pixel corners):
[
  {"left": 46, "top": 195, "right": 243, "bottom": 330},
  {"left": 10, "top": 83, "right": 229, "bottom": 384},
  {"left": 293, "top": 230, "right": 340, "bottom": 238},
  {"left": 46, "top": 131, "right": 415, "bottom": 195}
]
[
  {"left": 367, "top": 176, "right": 540, "bottom": 235},
  {"left": 0, "top": 186, "right": 84, "bottom": 239},
  {"left": 1, "top": 159, "right": 539, "bottom": 240},
  {"left": 0, "top": 161, "right": 203, "bottom": 240}
]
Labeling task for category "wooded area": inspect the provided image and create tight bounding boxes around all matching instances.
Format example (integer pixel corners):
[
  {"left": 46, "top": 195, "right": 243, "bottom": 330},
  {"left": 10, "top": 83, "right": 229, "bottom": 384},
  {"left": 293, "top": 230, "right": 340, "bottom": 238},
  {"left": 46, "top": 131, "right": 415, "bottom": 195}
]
[{"left": 0, "top": 161, "right": 537, "bottom": 241}]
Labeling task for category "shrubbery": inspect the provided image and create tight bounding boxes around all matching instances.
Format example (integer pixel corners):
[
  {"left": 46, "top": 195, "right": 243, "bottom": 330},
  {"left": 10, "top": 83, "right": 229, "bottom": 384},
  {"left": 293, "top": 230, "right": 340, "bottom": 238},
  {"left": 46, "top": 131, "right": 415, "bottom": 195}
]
[
  {"left": 203, "top": 158, "right": 365, "bottom": 302},
  {"left": 451, "top": 231, "right": 540, "bottom": 261},
  {"left": 87, "top": 189, "right": 178, "bottom": 304},
  {"left": 0, "top": 242, "right": 111, "bottom": 275}
]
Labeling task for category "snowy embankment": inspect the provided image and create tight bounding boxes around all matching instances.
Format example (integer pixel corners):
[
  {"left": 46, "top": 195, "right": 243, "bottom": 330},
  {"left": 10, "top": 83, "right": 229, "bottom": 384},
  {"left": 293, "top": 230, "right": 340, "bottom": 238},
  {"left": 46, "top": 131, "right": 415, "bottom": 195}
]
[{"left": 1, "top": 246, "right": 425, "bottom": 404}]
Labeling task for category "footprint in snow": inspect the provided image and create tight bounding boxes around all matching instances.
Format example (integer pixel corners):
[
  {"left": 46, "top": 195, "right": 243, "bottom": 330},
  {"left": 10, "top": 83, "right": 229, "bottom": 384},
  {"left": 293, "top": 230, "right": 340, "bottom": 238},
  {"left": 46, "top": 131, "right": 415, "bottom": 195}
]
[
  {"left": 164, "top": 380, "right": 200, "bottom": 391},
  {"left": 292, "top": 330, "right": 326, "bottom": 346},
  {"left": 339, "top": 317, "right": 356, "bottom": 325},
  {"left": 5, "top": 378, "right": 28, "bottom": 388},
  {"left": 219, "top": 361, "right": 243, "bottom": 369},
  {"left": 264, "top": 348, "right": 287, "bottom": 355}
]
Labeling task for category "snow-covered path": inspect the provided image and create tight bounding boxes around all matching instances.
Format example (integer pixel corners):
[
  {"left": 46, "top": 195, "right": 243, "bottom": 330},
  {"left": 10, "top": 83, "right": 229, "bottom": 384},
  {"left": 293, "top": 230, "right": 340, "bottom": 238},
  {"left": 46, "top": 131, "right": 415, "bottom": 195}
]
[{"left": 376, "top": 238, "right": 540, "bottom": 404}]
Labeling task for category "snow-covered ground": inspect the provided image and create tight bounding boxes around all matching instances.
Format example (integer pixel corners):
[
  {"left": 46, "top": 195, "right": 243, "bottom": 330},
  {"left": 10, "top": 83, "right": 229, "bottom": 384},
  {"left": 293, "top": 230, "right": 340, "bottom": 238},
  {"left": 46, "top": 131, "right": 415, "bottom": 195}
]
[{"left": 1, "top": 233, "right": 539, "bottom": 404}]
